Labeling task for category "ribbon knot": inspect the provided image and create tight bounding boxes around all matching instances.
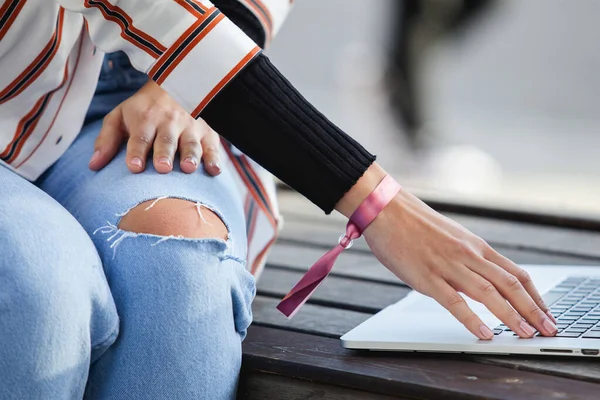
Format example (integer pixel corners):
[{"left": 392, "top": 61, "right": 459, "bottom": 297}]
[{"left": 276, "top": 175, "right": 402, "bottom": 318}]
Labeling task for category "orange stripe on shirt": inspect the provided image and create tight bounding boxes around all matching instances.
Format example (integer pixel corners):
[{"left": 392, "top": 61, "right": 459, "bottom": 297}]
[
  {"left": 0, "top": 0, "right": 26, "bottom": 41},
  {"left": 0, "top": 98, "right": 45, "bottom": 160},
  {"left": 152, "top": 11, "right": 224, "bottom": 85},
  {"left": 172, "top": 0, "right": 208, "bottom": 17},
  {"left": 0, "top": 8, "right": 65, "bottom": 105},
  {"left": 84, "top": 0, "right": 166, "bottom": 58},
  {"left": 222, "top": 143, "right": 277, "bottom": 228},
  {"left": 16, "top": 32, "right": 85, "bottom": 169},
  {"left": 148, "top": 7, "right": 218, "bottom": 80},
  {"left": 243, "top": 0, "right": 273, "bottom": 43},
  {"left": 192, "top": 46, "right": 260, "bottom": 117},
  {"left": 1, "top": 61, "right": 70, "bottom": 164},
  {"left": 251, "top": 235, "right": 277, "bottom": 275}
]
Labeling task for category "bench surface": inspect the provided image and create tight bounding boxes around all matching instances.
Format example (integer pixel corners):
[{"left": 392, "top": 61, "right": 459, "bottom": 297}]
[{"left": 239, "top": 190, "right": 600, "bottom": 400}]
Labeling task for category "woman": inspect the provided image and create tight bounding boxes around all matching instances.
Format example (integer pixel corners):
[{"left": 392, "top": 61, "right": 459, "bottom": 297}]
[{"left": 0, "top": 0, "right": 556, "bottom": 399}]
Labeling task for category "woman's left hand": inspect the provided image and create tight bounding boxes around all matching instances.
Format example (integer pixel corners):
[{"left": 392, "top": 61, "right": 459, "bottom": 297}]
[{"left": 88, "top": 80, "right": 221, "bottom": 175}]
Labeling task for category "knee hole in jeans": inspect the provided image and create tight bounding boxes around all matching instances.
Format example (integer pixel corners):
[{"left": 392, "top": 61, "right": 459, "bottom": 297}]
[{"left": 118, "top": 198, "right": 228, "bottom": 240}]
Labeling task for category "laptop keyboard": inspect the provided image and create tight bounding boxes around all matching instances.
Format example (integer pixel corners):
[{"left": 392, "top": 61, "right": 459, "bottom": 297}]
[{"left": 494, "top": 276, "right": 600, "bottom": 338}]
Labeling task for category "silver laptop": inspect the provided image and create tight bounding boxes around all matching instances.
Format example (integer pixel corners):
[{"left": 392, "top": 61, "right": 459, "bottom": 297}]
[{"left": 341, "top": 265, "right": 600, "bottom": 357}]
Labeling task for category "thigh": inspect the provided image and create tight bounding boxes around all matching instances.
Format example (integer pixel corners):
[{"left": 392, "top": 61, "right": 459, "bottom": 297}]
[
  {"left": 38, "top": 119, "right": 254, "bottom": 399},
  {"left": 0, "top": 165, "right": 118, "bottom": 399},
  {"left": 38, "top": 118, "right": 248, "bottom": 262}
]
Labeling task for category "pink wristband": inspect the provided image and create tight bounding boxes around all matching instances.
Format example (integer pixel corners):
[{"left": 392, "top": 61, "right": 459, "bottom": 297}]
[{"left": 276, "top": 175, "right": 402, "bottom": 318}]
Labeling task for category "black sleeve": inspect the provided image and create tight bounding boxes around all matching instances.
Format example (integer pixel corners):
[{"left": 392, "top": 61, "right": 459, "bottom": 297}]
[{"left": 204, "top": 1, "right": 376, "bottom": 214}]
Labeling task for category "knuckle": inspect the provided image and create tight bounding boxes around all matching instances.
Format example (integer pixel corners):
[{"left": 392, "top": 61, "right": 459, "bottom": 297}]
[
  {"left": 140, "top": 108, "right": 155, "bottom": 123},
  {"left": 516, "top": 269, "right": 532, "bottom": 285},
  {"left": 454, "top": 240, "right": 478, "bottom": 259},
  {"left": 203, "top": 144, "right": 218, "bottom": 154},
  {"left": 504, "top": 274, "right": 523, "bottom": 290},
  {"left": 446, "top": 292, "right": 466, "bottom": 308},
  {"left": 102, "top": 111, "right": 116, "bottom": 125},
  {"left": 473, "top": 237, "right": 491, "bottom": 253},
  {"left": 479, "top": 280, "right": 498, "bottom": 295},
  {"left": 157, "top": 134, "right": 177, "bottom": 145},
  {"left": 182, "top": 141, "right": 201, "bottom": 154},
  {"left": 181, "top": 136, "right": 200, "bottom": 146},
  {"left": 132, "top": 134, "right": 153, "bottom": 146},
  {"left": 527, "top": 303, "right": 542, "bottom": 316},
  {"left": 164, "top": 108, "right": 181, "bottom": 121}
]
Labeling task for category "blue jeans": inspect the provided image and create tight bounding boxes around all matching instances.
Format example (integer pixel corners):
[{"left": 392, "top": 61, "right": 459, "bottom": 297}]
[{"left": 0, "top": 52, "right": 255, "bottom": 399}]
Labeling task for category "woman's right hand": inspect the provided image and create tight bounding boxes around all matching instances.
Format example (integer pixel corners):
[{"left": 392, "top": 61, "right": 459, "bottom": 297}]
[{"left": 338, "top": 164, "right": 558, "bottom": 340}]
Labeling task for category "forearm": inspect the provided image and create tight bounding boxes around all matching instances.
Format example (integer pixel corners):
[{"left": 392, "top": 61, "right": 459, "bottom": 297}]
[
  {"left": 200, "top": 54, "right": 376, "bottom": 214},
  {"left": 202, "top": 1, "right": 377, "bottom": 214}
]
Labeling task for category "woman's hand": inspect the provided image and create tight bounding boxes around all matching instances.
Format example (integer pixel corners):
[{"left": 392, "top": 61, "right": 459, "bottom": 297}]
[
  {"left": 89, "top": 80, "right": 221, "bottom": 175},
  {"left": 337, "top": 164, "right": 558, "bottom": 340}
]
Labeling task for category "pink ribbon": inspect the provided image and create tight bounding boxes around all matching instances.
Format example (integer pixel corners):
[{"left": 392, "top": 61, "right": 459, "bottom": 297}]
[{"left": 276, "top": 175, "right": 402, "bottom": 318}]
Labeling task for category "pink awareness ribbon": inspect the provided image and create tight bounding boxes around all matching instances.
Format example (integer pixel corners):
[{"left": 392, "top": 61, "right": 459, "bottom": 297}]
[{"left": 276, "top": 175, "right": 402, "bottom": 318}]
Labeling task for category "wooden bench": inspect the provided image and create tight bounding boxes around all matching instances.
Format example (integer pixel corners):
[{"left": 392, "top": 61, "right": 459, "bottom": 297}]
[{"left": 238, "top": 190, "right": 600, "bottom": 400}]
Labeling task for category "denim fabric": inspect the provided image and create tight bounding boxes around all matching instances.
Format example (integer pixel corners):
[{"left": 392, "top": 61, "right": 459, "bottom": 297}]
[{"left": 0, "top": 52, "right": 255, "bottom": 400}]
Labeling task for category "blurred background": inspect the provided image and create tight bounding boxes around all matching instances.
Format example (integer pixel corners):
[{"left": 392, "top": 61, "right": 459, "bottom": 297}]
[{"left": 267, "top": 0, "right": 600, "bottom": 218}]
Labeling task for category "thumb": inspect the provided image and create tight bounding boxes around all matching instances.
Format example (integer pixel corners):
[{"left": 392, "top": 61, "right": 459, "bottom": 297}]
[{"left": 89, "top": 107, "right": 125, "bottom": 171}]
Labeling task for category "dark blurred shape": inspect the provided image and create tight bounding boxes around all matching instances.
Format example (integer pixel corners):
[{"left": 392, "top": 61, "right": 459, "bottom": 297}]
[{"left": 386, "top": 0, "right": 497, "bottom": 147}]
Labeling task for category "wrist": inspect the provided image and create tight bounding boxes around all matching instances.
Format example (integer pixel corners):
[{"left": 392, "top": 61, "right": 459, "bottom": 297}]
[{"left": 334, "top": 162, "right": 388, "bottom": 218}]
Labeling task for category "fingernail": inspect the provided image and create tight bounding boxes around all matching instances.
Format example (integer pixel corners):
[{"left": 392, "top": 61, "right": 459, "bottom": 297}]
[
  {"left": 209, "top": 161, "right": 221, "bottom": 172},
  {"left": 519, "top": 321, "right": 536, "bottom": 337},
  {"left": 546, "top": 310, "right": 557, "bottom": 324},
  {"left": 543, "top": 318, "right": 558, "bottom": 335},
  {"left": 130, "top": 157, "right": 143, "bottom": 168},
  {"left": 89, "top": 150, "right": 100, "bottom": 164},
  {"left": 158, "top": 157, "right": 171, "bottom": 166},
  {"left": 479, "top": 325, "right": 494, "bottom": 340},
  {"left": 184, "top": 157, "right": 197, "bottom": 166}
]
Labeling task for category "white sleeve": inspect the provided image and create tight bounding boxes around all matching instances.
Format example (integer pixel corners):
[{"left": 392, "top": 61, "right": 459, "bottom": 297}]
[{"left": 57, "top": 0, "right": 261, "bottom": 116}]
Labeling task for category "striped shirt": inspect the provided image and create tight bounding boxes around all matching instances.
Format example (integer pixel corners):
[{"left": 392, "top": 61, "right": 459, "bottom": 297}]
[
  {"left": 0, "top": 0, "right": 291, "bottom": 277},
  {"left": 0, "top": 0, "right": 290, "bottom": 179}
]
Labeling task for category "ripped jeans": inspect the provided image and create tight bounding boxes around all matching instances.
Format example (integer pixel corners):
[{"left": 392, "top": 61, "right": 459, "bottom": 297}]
[{"left": 0, "top": 52, "right": 255, "bottom": 400}]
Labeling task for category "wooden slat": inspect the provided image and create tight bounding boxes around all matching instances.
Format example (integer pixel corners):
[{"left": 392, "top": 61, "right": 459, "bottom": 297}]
[
  {"left": 257, "top": 267, "right": 410, "bottom": 313},
  {"left": 243, "top": 326, "right": 600, "bottom": 400},
  {"left": 238, "top": 373, "right": 404, "bottom": 400},
  {"left": 252, "top": 296, "right": 370, "bottom": 338},
  {"left": 471, "top": 356, "right": 600, "bottom": 384},
  {"left": 268, "top": 242, "right": 398, "bottom": 284}
]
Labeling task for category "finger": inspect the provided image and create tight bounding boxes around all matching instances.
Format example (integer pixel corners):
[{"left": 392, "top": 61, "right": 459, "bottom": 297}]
[
  {"left": 201, "top": 128, "right": 221, "bottom": 176},
  {"left": 178, "top": 123, "right": 202, "bottom": 174},
  {"left": 125, "top": 116, "right": 157, "bottom": 173},
  {"left": 470, "top": 257, "right": 557, "bottom": 337},
  {"left": 90, "top": 108, "right": 125, "bottom": 171},
  {"left": 428, "top": 279, "right": 494, "bottom": 340},
  {"left": 153, "top": 119, "right": 180, "bottom": 174},
  {"left": 452, "top": 267, "right": 538, "bottom": 338},
  {"left": 486, "top": 248, "right": 555, "bottom": 323}
]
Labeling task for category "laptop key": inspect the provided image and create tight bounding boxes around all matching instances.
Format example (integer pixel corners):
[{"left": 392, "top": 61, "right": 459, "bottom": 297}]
[
  {"left": 571, "top": 308, "right": 593, "bottom": 313},
  {"left": 581, "top": 319, "right": 600, "bottom": 323},
  {"left": 558, "top": 315, "right": 579, "bottom": 320},
  {"left": 565, "top": 328, "right": 588, "bottom": 333},
  {"left": 542, "top": 291, "right": 568, "bottom": 306},
  {"left": 557, "top": 332, "right": 582, "bottom": 338},
  {"left": 493, "top": 328, "right": 503, "bottom": 335},
  {"left": 582, "top": 332, "right": 600, "bottom": 339}
]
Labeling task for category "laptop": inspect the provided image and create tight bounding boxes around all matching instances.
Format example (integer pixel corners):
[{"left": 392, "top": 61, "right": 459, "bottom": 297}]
[{"left": 341, "top": 265, "right": 600, "bottom": 357}]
